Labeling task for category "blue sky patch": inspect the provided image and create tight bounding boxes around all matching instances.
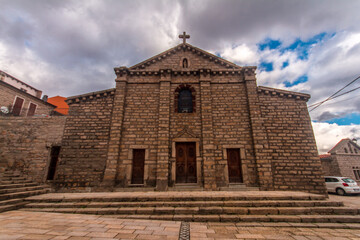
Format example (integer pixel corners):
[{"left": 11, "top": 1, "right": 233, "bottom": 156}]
[
  {"left": 281, "top": 32, "right": 328, "bottom": 60},
  {"left": 24, "top": 40, "right": 32, "bottom": 48},
  {"left": 259, "top": 62, "right": 273, "bottom": 72},
  {"left": 282, "top": 61, "right": 289, "bottom": 69},
  {"left": 284, "top": 75, "right": 308, "bottom": 87},
  {"left": 257, "top": 38, "right": 282, "bottom": 51},
  {"left": 257, "top": 32, "right": 334, "bottom": 62},
  {"left": 325, "top": 113, "right": 360, "bottom": 125}
]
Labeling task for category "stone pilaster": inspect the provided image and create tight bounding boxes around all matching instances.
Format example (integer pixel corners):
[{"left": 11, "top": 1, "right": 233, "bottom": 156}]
[
  {"left": 200, "top": 69, "right": 217, "bottom": 190},
  {"left": 102, "top": 67, "right": 128, "bottom": 187},
  {"left": 156, "top": 69, "right": 171, "bottom": 191},
  {"left": 243, "top": 68, "right": 274, "bottom": 190}
]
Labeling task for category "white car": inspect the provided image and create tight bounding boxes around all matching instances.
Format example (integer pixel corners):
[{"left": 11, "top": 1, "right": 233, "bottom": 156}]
[{"left": 325, "top": 176, "right": 360, "bottom": 195}]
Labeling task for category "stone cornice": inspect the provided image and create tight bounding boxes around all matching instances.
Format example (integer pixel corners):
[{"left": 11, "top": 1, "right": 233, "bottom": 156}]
[
  {"left": 114, "top": 67, "right": 258, "bottom": 78},
  {"left": 257, "top": 86, "right": 311, "bottom": 101},
  {"left": 66, "top": 88, "right": 116, "bottom": 105}
]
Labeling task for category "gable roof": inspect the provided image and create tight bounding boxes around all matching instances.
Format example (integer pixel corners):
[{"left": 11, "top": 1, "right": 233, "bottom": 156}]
[
  {"left": 0, "top": 70, "right": 41, "bottom": 93},
  {"left": 328, "top": 138, "right": 360, "bottom": 154},
  {"left": 129, "top": 43, "right": 241, "bottom": 70}
]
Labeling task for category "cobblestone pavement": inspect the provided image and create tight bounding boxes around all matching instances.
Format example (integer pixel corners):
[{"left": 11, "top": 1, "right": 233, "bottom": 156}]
[
  {"left": 1, "top": 211, "right": 360, "bottom": 240},
  {"left": 328, "top": 193, "right": 360, "bottom": 208}
]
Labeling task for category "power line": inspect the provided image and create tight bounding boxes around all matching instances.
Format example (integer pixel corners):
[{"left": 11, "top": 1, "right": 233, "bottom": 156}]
[
  {"left": 315, "top": 94, "right": 360, "bottom": 107},
  {"left": 308, "top": 85, "right": 360, "bottom": 108},
  {"left": 309, "top": 74, "right": 360, "bottom": 112}
]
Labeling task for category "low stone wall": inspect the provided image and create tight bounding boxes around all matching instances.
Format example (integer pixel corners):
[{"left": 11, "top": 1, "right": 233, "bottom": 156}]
[{"left": 0, "top": 116, "right": 66, "bottom": 182}]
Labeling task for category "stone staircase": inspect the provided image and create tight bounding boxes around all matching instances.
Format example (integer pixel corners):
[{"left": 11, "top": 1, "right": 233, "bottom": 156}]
[
  {"left": 21, "top": 191, "right": 360, "bottom": 224},
  {"left": 0, "top": 171, "right": 51, "bottom": 213}
]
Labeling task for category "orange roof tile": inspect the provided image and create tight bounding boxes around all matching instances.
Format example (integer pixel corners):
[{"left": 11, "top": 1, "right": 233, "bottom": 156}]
[{"left": 48, "top": 96, "right": 69, "bottom": 115}]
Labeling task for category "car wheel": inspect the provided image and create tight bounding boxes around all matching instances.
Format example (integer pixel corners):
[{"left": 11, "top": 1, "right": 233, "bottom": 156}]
[{"left": 336, "top": 188, "right": 346, "bottom": 196}]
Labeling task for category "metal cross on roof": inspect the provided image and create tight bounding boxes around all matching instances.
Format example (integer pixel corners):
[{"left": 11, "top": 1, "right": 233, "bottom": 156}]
[{"left": 179, "top": 32, "right": 190, "bottom": 44}]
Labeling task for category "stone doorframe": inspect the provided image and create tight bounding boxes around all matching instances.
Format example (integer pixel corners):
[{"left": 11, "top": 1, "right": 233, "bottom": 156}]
[
  {"left": 126, "top": 145, "right": 149, "bottom": 186},
  {"left": 222, "top": 145, "right": 248, "bottom": 185},
  {"left": 171, "top": 138, "right": 202, "bottom": 186}
]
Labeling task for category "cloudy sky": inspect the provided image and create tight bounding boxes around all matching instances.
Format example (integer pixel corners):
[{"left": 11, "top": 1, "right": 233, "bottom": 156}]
[{"left": 1, "top": 0, "right": 360, "bottom": 153}]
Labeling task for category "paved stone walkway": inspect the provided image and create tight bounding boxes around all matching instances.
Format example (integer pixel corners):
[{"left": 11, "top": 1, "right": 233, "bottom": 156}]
[{"left": 1, "top": 210, "right": 360, "bottom": 240}]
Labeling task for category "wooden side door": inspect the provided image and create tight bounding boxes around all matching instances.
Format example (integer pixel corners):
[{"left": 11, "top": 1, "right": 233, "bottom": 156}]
[
  {"left": 12, "top": 97, "right": 24, "bottom": 116},
  {"left": 131, "top": 149, "right": 145, "bottom": 184},
  {"left": 227, "top": 148, "right": 243, "bottom": 183},
  {"left": 27, "top": 103, "right": 37, "bottom": 116},
  {"left": 176, "top": 142, "right": 197, "bottom": 183}
]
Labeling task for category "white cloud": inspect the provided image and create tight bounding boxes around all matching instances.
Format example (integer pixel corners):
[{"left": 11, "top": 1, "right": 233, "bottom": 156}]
[
  {"left": 312, "top": 122, "right": 360, "bottom": 154},
  {"left": 221, "top": 44, "right": 259, "bottom": 65},
  {"left": 1, "top": 0, "right": 360, "bottom": 153}
]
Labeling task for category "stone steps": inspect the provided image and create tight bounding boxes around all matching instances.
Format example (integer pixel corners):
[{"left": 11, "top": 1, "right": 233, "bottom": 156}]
[
  {"left": 24, "top": 200, "right": 344, "bottom": 208},
  {"left": 0, "top": 189, "right": 50, "bottom": 201},
  {"left": 20, "top": 207, "right": 360, "bottom": 223},
  {"left": 25, "top": 194, "right": 327, "bottom": 203},
  {"left": 21, "top": 191, "right": 360, "bottom": 224},
  {"left": 0, "top": 185, "right": 49, "bottom": 194},
  {"left": 0, "top": 203, "right": 26, "bottom": 213},
  {"left": 0, "top": 183, "right": 38, "bottom": 189},
  {"left": 0, "top": 179, "right": 34, "bottom": 184},
  {"left": 0, "top": 198, "right": 24, "bottom": 206},
  {"left": 219, "top": 183, "right": 260, "bottom": 191},
  {"left": 1, "top": 176, "right": 28, "bottom": 181},
  {"left": 23, "top": 205, "right": 359, "bottom": 215},
  {"left": 0, "top": 171, "right": 51, "bottom": 213}
]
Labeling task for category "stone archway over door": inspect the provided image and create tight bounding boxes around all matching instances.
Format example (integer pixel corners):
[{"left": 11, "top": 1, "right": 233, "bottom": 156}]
[{"left": 176, "top": 142, "right": 197, "bottom": 183}]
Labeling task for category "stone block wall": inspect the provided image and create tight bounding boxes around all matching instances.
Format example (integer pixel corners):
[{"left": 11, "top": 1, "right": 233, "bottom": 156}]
[
  {"left": 332, "top": 154, "right": 360, "bottom": 182},
  {"left": 0, "top": 116, "right": 66, "bottom": 182},
  {"left": 211, "top": 83, "right": 257, "bottom": 187},
  {"left": 116, "top": 84, "right": 160, "bottom": 187},
  {"left": 320, "top": 157, "right": 341, "bottom": 177},
  {"left": 258, "top": 90, "right": 326, "bottom": 194},
  {"left": 56, "top": 91, "right": 114, "bottom": 189}
]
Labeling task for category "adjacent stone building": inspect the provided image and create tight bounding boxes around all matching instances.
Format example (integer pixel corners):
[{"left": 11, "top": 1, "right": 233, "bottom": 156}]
[
  {"left": 53, "top": 36, "right": 326, "bottom": 194},
  {"left": 0, "top": 71, "right": 65, "bottom": 179},
  {"left": 320, "top": 138, "right": 360, "bottom": 183},
  {"left": 0, "top": 70, "right": 55, "bottom": 117}
]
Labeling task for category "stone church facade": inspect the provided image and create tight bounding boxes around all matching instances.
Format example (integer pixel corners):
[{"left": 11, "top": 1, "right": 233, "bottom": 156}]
[{"left": 54, "top": 38, "right": 326, "bottom": 194}]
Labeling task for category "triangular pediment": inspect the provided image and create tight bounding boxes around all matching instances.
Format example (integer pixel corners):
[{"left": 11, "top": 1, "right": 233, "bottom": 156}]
[
  {"left": 174, "top": 126, "right": 198, "bottom": 139},
  {"left": 328, "top": 138, "right": 360, "bottom": 154},
  {"left": 129, "top": 43, "right": 240, "bottom": 71}
]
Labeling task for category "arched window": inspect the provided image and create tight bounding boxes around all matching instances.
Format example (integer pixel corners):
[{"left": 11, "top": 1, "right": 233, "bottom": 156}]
[
  {"left": 178, "top": 89, "right": 193, "bottom": 113},
  {"left": 182, "top": 58, "right": 188, "bottom": 68},
  {"left": 175, "top": 85, "right": 196, "bottom": 113}
]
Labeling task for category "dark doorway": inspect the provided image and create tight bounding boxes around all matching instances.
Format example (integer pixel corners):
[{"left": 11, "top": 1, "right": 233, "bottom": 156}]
[
  {"left": 47, "top": 146, "right": 61, "bottom": 180},
  {"left": 227, "top": 148, "right": 243, "bottom": 183},
  {"left": 131, "top": 149, "right": 145, "bottom": 184},
  {"left": 176, "top": 142, "right": 197, "bottom": 183}
]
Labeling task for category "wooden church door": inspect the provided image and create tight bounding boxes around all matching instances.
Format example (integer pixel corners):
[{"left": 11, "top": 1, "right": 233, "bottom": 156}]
[
  {"left": 227, "top": 148, "right": 243, "bottom": 183},
  {"left": 176, "top": 142, "right": 197, "bottom": 183}
]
